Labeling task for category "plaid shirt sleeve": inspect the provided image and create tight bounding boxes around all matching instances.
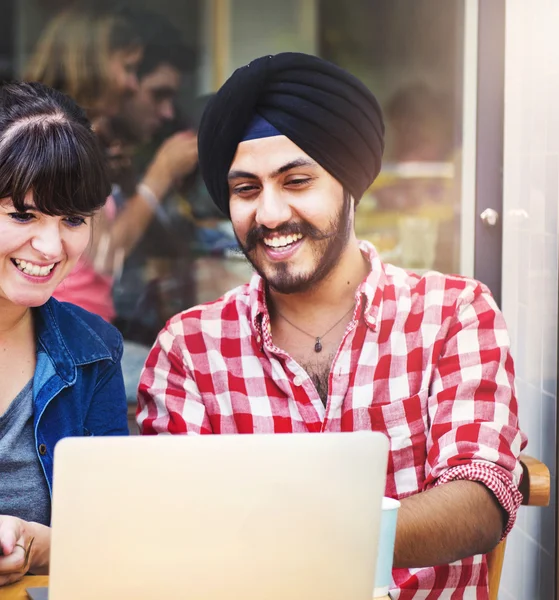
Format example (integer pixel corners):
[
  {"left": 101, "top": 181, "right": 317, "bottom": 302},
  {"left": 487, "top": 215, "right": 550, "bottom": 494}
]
[
  {"left": 137, "top": 320, "right": 212, "bottom": 435},
  {"left": 425, "top": 282, "right": 526, "bottom": 537}
]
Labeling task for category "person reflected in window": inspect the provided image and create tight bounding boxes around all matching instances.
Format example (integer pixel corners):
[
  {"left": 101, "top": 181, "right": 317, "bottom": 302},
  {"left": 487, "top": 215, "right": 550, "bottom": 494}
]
[
  {"left": 25, "top": 5, "right": 197, "bottom": 323},
  {"left": 100, "top": 7, "right": 200, "bottom": 402},
  {"left": 107, "top": 7, "right": 199, "bottom": 346},
  {"left": 109, "top": 7, "right": 195, "bottom": 151},
  {"left": 373, "top": 83, "right": 455, "bottom": 210},
  {"left": 0, "top": 81, "right": 128, "bottom": 587},
  {"left": 372, "top": 83, "right": 459, "bottom": 273}
]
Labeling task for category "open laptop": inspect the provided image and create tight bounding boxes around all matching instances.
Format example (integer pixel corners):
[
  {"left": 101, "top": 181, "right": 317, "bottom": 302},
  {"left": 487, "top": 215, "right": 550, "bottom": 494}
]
[{"left": 40, "top": 431, "right": 388, "bottom": 600}]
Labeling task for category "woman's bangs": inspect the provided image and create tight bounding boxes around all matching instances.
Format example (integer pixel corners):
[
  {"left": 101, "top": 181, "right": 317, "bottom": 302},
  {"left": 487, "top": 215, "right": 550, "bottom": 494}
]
[{"left": 0, "top": 121, "right": 111, "bottom": 216}]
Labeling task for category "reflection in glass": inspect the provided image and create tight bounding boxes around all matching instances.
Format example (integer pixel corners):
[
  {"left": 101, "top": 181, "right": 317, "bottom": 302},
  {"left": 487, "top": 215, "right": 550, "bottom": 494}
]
[{"left": 320, "top": 0, "right": 464, "bottom": 274}]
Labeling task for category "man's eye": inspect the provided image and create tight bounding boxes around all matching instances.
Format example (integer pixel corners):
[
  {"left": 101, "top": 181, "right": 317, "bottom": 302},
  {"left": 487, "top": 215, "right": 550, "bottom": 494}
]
[
  {"left": 287, "top": 178, "right": 311, "bottom": 186},
  {"left": 234, "top": 185, "right": 259, "bottom": 195},
  {"left": 153, "top": 91, "right": 172, "bottom": 102},
  {"left": 64, "top": 216, "right": 87, "bottom": 227},
  {"left": 9, "top": 212, "right": 34, "bottom": 223}
]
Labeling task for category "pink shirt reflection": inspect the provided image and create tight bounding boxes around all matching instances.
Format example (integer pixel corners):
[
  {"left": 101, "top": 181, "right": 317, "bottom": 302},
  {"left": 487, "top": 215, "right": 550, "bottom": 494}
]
[{"left": 53, "top": 197, "right": 117, "bottom": 323}]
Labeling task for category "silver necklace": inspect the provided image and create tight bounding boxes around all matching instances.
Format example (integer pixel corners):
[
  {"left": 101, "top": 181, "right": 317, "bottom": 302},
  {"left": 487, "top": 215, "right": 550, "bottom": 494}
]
[{"left": 275, "top": 305, "right": 355, "bottom": 353}]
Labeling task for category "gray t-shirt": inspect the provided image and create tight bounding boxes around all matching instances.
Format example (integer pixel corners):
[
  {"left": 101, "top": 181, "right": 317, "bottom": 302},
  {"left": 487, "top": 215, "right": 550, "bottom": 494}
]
[{"left": 0, "top": 379, "right": 51, "bottom": 526}]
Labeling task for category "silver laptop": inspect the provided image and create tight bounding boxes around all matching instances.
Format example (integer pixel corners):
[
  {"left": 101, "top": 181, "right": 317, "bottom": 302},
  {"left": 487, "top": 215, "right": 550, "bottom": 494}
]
[{"left": 47, "top": 432, "right": 388, "bottom": 600}]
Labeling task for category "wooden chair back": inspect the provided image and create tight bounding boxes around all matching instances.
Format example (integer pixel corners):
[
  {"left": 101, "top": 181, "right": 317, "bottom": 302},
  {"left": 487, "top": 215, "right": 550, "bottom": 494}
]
[{"left": 487, "top": 454, "right": 551, "bottom": 599}]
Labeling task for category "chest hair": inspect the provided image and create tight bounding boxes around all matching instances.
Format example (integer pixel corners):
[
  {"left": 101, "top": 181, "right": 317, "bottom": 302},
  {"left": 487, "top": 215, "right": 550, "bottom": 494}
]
[{"left": 300, "top": 351, "right": 336, "bottom": 407}]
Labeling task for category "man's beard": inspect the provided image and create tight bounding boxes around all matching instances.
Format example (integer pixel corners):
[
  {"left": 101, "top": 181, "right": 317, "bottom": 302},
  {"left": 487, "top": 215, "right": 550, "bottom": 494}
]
[{"left": 235, "top": 190, "right": 353, "bottom": 295}]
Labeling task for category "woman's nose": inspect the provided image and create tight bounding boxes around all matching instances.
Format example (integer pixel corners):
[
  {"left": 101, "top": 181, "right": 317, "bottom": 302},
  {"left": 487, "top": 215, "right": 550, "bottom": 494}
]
[{"left": 30, "top": 224, "right": 63, "bottom": 259}]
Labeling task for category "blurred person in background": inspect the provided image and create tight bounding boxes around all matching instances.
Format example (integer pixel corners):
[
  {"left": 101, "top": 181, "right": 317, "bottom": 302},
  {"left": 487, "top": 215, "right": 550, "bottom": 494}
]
[
  {"left": 86, "top": 7, "right": 201, "bottom": 404},
  {"left": 0, "top": 81, "right": 128, "bottom": 586},
  {"left": 385, "top": 82, "right": 454, "bottom": 166},
  {"left": 373, "top": 82, "right": 455, "bottom": 211},
  {"left": 109, "top": 7, "right": 194, "bottom": 149},
  {"left": 25, "top": 3, "right": 198, "bottom": 324},
  {"left": 24, "top": 3, "right": 142, "bottom": 125},
  {"left": 107, "top": 7, "right": 199, "bottom": 351},
  {"left": 369, "top": 83, "right": 459, "bottom": 273}
]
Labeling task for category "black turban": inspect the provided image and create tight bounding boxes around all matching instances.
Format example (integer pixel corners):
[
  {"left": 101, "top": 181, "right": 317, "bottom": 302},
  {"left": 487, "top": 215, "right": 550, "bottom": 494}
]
[{"left": 197, "top": 52, "right": 385, "bottom": 217}]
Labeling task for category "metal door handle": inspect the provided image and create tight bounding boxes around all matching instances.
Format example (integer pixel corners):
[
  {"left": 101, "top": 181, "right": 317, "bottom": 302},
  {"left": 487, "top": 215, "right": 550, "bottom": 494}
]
[{"left": 480, "top": 208, "right": 499, "bottom": 227}]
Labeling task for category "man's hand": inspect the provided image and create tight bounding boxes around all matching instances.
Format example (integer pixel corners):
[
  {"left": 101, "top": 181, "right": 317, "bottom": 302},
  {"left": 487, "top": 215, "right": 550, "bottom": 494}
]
[
  {"left": 88, "top": 129, "right": 199, "bottom": 269},
  {"left": 0, "top": 516, "right": 50, "bottom": 586},
  {"left": 143, "top": 131, "right": 198, "bottom": 199}
]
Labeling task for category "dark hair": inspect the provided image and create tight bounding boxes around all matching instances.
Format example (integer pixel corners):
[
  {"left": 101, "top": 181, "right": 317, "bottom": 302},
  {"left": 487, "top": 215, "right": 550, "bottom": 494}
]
[
  {"left": 123, "top": 7, "right": 194, "bottom": 79},
  {"left": 0, "top": 81, "right": 111, "bottom": 216}
]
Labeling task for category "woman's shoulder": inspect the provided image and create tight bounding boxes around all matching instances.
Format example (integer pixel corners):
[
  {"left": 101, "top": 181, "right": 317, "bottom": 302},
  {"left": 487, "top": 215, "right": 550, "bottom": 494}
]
[{"left": 39, "top": 298, "right": 124, "bottom": 363}]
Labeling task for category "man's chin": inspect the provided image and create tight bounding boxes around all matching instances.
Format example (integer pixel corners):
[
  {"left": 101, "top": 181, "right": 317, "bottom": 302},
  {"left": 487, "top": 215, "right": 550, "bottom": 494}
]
[
  {"left": 143, "top": 126, "right": 159, "bottom": 144},
  {"left": 263, "top": 269, "right": 316, "bottom": 295},
  {"left": 242, "top": 249, "right": 317, "bottom": 294}
]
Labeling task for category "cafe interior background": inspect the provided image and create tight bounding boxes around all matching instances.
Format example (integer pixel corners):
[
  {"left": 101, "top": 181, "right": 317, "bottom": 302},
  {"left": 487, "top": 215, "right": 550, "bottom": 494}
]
[{"left": 0, "top": 0, "right": 557, "bottom": 597}]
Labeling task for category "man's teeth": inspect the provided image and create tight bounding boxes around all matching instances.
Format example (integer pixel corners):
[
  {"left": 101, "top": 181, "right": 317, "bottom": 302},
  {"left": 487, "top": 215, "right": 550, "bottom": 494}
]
[
  {"left": 263, "top": 233, "right": 303, "bottom": 248},
  {"left": 14, "top": 259, "right": 55, "bottom": 277}
]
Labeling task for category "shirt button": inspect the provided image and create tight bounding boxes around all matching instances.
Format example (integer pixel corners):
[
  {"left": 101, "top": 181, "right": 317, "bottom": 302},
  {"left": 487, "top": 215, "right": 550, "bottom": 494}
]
[
  {"left": 38, "top": 444, "right": 47, "bottom": 456},
  {"left": 370, "top": 316, "right": 377, "bottom": 325},
  {"left": 256, "top": 335, "right": 261, "bottom": 343},
  {"left": 293, "top": 376, "right": 303, "bottom": 386}
]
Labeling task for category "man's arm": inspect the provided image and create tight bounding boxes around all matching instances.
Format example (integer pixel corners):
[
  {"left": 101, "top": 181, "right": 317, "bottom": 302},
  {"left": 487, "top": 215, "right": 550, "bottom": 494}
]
[
  {"left": 393, "top": 281, "right": 525, "bottom": 568},
  {"left": 394, "top": 480, "right": 504, "bottom": 568},
  {"left": 137, "top": 319, "right": 212, "bottom": 435},
  {"left": 86, "top": 131, "right": 198, "bottom": 273}
]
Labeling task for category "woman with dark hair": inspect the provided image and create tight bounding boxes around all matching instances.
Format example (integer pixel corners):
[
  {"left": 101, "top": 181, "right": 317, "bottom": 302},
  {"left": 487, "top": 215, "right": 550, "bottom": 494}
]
[{"left": 0, "top": 81, "right": 128, "bottom": 587}]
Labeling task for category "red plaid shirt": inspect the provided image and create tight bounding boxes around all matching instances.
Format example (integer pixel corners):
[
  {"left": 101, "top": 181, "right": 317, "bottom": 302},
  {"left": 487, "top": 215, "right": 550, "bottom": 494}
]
[{"left": 138, "top": 241, "right": 526, "bottom": 599}]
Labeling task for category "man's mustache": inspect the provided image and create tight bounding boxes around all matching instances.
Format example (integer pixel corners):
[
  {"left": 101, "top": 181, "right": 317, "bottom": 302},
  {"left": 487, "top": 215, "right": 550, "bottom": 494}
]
[{"left": 243, "top": 222, "right": 334, "bottom": 253}]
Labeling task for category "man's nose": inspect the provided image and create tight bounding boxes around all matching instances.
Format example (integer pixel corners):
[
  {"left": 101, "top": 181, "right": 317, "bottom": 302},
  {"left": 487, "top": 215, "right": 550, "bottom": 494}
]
[
  {"left": 31, "top": 223, "right": 63, "bottom": 259},
  {"left": 255, "top": 188, "right": 292, "bottom": 230},
  {"left": 160, "top": 100, "right": 175, "bottom": 121},
  {"left": 127, "top": 74, "right": 140, "bottom": 95}
]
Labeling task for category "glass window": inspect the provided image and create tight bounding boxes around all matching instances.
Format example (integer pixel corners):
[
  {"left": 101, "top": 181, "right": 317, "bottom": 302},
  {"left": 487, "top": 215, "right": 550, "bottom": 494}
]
[
  {"left": 8, "top": 0, "right": 469, "bottom": 403},
  {"left": 320, "top": 0, "right": 464, "bottom": 274}
]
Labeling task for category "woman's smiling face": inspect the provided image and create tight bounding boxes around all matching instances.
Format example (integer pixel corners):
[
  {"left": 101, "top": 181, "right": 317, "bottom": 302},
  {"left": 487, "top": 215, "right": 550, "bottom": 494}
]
[{"left": 0, "top": 191, "right": 91, "bottom": 308}]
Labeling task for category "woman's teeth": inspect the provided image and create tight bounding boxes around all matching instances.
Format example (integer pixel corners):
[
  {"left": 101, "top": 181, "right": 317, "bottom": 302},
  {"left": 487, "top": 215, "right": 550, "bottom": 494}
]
[
  {"left": 263, "top": 233, "right": 303, "bottom": 248},
  {"left": 13, "top": 259, "right": 55, "bottom": 277}
]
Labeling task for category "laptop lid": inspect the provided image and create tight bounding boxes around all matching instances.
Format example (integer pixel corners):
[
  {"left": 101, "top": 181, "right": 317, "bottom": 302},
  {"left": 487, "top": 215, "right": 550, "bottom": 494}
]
[{"left": 49, "top": 432, "right": 388, "bottom": 600}]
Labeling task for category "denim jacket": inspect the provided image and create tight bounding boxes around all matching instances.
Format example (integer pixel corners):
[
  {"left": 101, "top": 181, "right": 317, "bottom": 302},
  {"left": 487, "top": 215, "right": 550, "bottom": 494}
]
[{"left": 33, "top": 297, "right": 129, "bottom": 495}]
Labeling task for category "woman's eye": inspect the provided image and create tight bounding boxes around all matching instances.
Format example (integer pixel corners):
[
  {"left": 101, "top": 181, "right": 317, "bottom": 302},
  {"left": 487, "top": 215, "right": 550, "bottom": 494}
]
[
  {"left": 64, "top": 216, "right": 87, "bottom": 227},
  {"left": 9, "top": 212, "right": 34, "bottom": 223}
]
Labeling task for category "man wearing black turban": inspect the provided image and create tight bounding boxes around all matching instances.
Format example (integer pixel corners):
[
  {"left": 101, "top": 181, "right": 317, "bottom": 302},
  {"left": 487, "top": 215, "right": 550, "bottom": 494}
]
[
  {"left": 139, "top": 53, "right": 524, "bottom": 599},
  {"left": 198, "top": 52, "right": 385, "bottom": 217}
]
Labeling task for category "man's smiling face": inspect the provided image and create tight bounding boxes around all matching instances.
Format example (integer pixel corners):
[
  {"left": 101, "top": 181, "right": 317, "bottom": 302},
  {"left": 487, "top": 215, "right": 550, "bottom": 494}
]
[{"left": 228, "top": 134, "right": 353, "bottom": 295}]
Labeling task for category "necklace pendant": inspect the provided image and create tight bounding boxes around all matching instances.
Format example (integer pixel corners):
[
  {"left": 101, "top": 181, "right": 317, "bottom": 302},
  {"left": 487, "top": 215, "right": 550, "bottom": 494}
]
[{"left": 314, "top": 337, "right": 322, "bottom": 353}]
